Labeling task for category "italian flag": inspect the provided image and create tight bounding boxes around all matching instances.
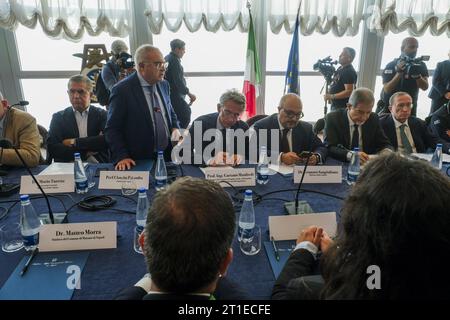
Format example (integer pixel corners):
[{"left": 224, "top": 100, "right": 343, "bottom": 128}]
[{"left": 243, "top": 9, "right": 261, "bottom": 119}]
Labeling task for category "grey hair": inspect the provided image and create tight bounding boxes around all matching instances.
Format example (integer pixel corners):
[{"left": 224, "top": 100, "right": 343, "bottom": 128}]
[
  {"left": 68, "top": 74, "right": 93, "bottom": 92},
  {"left": 170, "top": 39, "right": 185, "bottom": 51},
  {"left": 389, "top": 91, "right": 411, "bottom": 106},
  {"left": 135, "top": 44, "right": 160, "bottom": 65},
  {"left": 348, "top": 87, "right": 374, "bottom": 108},
  {"left": 219, "top": 89, "right": 246, "bottom": 110},
  {"left": 111, "top": 40, "right": 128, "bottom": 56}
]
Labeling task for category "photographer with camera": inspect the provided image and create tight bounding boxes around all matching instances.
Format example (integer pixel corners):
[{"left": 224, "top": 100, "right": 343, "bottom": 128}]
[
  {"left": 323, "top": 47, "right": 357, "bottom": 111},
  {"left": 101, "top": 40, "right": 135, "bottom": 92},
  {"left": 379, "top": 37, "right": 429, "bottom": 117}
]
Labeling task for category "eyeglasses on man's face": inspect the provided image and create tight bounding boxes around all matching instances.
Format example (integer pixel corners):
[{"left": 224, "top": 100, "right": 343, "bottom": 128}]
[
  {"left": 68, "top": 89, "right": 89, "bottom": 96},
  {"left": 282, "top": 108, "right": 304, "bottom": 119},
  {"left": 143, "top": 61, "right": 169, "bottom": 69},
  {"left": 222, "top": 108, "right": 242, "bottom": 119}
]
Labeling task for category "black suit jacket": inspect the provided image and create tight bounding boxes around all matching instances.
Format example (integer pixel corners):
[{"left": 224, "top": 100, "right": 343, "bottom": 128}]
[
  {"left": 47, "top": 106, "right": 109, "bottom": 162},
  {"left": 428, "top": 60, "right": 450, "bottom": 100},
  {"left": 188, "top": 112, "right": 249, "bottom": 165},
  {"left": 380, "top": 114, "right": 442, "bottom": 153},
  {"left": 252, "top": 113, "right": 327, "bottom": 161},
  {"left": 324, "top": 109, "right": 392, "bottom": 162}
]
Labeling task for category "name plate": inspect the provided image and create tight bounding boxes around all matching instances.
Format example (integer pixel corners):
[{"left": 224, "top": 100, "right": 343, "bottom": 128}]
[
  {"left": 20, "top": 174, "right": 74, "bottom": 194},
  {"left": 39, "top": 222, "right": 117, "bottom": 252},
  {"left": 203, "top": 167, "right": 255, "bottom": 187},
  {"left": 98, "top": 171, "right": 149, "bottom": 189},
  {"left": 293, "top": 166, "right": 342, "bottom": 184}
]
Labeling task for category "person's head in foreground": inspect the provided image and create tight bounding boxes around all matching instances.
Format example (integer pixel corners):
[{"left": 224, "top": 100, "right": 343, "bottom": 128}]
[
  {"left": 143, "top": 177, "right": 235, "bottom": 295},
  {"left": 321, "top": 152, "right": 450, "bottom": 299}
]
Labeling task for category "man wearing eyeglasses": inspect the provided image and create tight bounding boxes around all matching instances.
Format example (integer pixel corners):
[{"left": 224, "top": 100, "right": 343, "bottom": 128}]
[
  {"left": 187, "top": 89, "right": 248, "bottom": 166},
  {"left": 324, "top": 88, "right": 392, "bottom": 164},
  {"left": 47, "top": 75, "right": 109, "bottom": 163},
  {"left": 105, "top": 45, "right": 180, "bottom": 170},
  {"left": 252, "top": 93, "right": 327, "bottom": 166},
  {"left": 379, "top": 92, "right": 449, "bottom": 155}
]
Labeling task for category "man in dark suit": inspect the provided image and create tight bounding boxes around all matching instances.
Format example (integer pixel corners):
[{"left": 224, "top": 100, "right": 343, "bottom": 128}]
[
  {"left": 380, "top": 92, "right": 449, "bottom": 154},
  {"left": 164, "top": 39, "right": 196, "bottom": 129},
  {"left": 115, "top": 177, "right": 247, "bottom": 300},
  {"left": 186, "top": 89, "right": 248, "bottom": 166},
  {"left": 105, "top": 45, "right": 180, "bottom": 170},
  {"left": 429, "top": 101, "right": 450, "bottom": 154},
  {"left": 324, "top": 87, "right": 392, "bottom": 164},
  {"left": 428, "top": 50, "right": 450, "bottom": 115},
  {"left": 47, "top": 75, "right": 109, "bottom": 163},
  {"left": 252, "top": 93, "right": 327, "bottom": 165}
]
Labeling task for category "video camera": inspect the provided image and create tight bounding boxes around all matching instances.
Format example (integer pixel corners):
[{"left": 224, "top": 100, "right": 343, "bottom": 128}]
[
  {"left": 400, "top": 55, "right": 430, "bottom": 78},
  {"left": 313, "top": 56, "right": 338, "bottom": 83},
  {"left": 117, "top": 52, "right": 135, "bottom": 69}
]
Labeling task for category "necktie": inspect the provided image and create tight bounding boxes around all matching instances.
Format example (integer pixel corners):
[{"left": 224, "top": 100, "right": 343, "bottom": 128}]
[
  {"left": 149, "top": 85, "right": 168, "bottom": 152},
  {"left": 281, "top": 128, "right": 290, "bottom": 153},
  {"left": 399, "top": 124, "right": 413, "bottom": 154},
  {"left": 351, "top": 124, "right": 359, "bottom": 150}
]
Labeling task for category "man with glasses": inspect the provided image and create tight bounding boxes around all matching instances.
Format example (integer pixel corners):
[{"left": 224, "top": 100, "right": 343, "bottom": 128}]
[
  {"left": 324, "top": 87, "right": 392, "bottom": 164},
  {"left": 380, "top": 92, "right": 448, "bottom": 154},
  {"left": 187, "top": 89, "right": 248, "bottom": 166},
  {"left": 47, "top": 75, "right": 109, "bottom": 163},
  {"left": 252, "top": 93, "right": 326, "bottom": 165},
  {"left": 105, "top": 45, "right": 180, "bottom": 170}
]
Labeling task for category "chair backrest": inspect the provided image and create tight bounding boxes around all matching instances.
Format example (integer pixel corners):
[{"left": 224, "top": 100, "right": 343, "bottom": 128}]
[
  {"left": 37, "top": 124, "right": 50, "bottom": 164},
  {"left": 246, "top": 114, "right": 268, "bottom": 127}
]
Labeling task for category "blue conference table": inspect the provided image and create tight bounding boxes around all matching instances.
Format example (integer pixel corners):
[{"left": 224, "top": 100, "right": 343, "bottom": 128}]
[{"left": 0, "top": 161, "right": 350, "bottom": 300}]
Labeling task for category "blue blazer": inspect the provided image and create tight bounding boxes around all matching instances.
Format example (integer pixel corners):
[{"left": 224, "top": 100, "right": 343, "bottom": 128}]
[
  {"left": 428, "top": 60, "right": 450, "bottom": 100},
  {"left": 105, "top": 72, "right": 179, "bottom": 163}
]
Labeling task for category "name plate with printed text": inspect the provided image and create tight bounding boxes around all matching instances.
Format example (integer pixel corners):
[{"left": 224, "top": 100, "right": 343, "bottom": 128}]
[
  {"left": 38, "top": 222, "right": 117, "bottom": 252},
  {"left": 202, "top": 167, "right": 256, "bottom": 187},
  {"left": 20, "top": 174, "right": 75, "bottom": 194},
  {"left": 98, "top": 171, "right": 150, "bottom": 190},
  {"left": 293, "top": 166, "right": 342, "bottom": 184}
]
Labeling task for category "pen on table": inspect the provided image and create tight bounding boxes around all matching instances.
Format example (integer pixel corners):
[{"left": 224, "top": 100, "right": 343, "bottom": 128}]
[
  {"left": 270, "top": 237, "right": 280, "bottom": 261},
  {"left": 20, "top": 248, "right": 39, "bottom": 277}
]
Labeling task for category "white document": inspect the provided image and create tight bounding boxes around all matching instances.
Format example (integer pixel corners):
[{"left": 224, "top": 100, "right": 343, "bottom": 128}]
[
  {"left": 39, "top": 162, "right": 87, "bottom": 175},
  {"left": 268, "top": 164, "right": 294, "bottom": 175},
  {"left": 20, "top": 174, "right": 75, "bottom": 194},
  {"left": 269, "top": 212, "right": 337, "bottom": 241}
]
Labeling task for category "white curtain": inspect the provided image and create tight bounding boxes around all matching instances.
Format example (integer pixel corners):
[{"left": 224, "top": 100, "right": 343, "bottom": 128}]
[
  {"left": 368, "top": 0, "right": 450, "bottom": 36},
  {"left": 0, "top": 0, "right": 132, "bottom": 41},
  {"left": 268, "top": 0, "right": 366, "bottom": 36},
  {"left": 144, "top": 0, "right": 250, "bottom": 34}
]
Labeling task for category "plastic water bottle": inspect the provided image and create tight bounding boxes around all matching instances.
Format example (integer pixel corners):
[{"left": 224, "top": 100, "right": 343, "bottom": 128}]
[
  {"left": 347, "top": 147, "right": 360, "bottom": 185},
  {"left": 257, "top": 146, "right": 269, "bottom": 185},
  {"left": 74, "top": 153, "right": 88, "bottom": 194},
  {"left": 134, "top": 188, "right": 149, "bottom": 254},
  {"left": 238, "top": 190, "right": 255, "bottom": 242},
  {"left": 20, "top": 195, "right": 42, "bottom": 251},
  {"left": 155, "top": 151, "right": 167, "bottom": 191},
  {"left": 430, "top": 143, "right": 443, "bottom": 170}
]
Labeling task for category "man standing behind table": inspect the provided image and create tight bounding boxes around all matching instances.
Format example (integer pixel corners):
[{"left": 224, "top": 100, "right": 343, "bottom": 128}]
[
  {"left": 428, "top": 49, "right": 450, "bottom": 115},
  {"left": 105, "top": 45, "right": 180, "bottom": 170},
  {"left": 165, "top": 39, "right": 196, "bottom": 129}
]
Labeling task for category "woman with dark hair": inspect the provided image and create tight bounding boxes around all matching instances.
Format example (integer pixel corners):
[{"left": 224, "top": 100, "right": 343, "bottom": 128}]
[{"left": 273, "top": 153, "right": 450, "bottom": 299}]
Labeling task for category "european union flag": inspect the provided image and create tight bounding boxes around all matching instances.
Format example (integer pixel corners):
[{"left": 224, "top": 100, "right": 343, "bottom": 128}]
[{"left": 284, "top": 16, "right": 300, "bottom": 94}]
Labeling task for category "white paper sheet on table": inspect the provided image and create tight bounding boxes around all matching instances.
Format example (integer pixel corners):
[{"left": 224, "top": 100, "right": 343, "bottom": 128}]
[
  {"left": 412, "top": 153, "right": 450, "bottom": 163},
  {"left": 268, "top": 164, "right": 294, "bottom": 175}
]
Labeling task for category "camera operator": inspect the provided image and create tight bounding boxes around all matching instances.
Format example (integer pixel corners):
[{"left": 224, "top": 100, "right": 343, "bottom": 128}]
[
  {"left": 324, "top": 47, "right": 357, "bottom": 111},
  {"left": 102, "top": 40, "right": 135, "bottom": 91},
  {"left": 379, "top": 37, "right": 429, "bottom": 117}
]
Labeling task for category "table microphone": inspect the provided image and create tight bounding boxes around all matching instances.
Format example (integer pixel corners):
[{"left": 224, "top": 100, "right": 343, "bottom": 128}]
[{"left": 0, "top": 138, "right": 66, "bottom": 224}]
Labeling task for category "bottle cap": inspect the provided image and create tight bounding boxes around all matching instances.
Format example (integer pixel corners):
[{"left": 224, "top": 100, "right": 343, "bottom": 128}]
[
  {"left": 20, "top": 194, "right": 30, "bottom": 201},
  {"left": 158, "top": 151, "right": 164, "bottom": 155},
  {"left": 74, "top": 152, "right": 81, "bottom": 157},
  {"left": 353, "top": 147, "right": 359, "bottom": 152},
  {"left": 437, "top": 143, "right": 442, "bottom": 147},
  {"left": 138, "top": 187, "right": 147, "bottom": 193},
  {"left": 245, "top": 190, "right": 252, "bottom": 197}
]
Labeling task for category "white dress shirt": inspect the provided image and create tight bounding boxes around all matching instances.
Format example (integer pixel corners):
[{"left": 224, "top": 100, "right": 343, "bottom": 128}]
[{"left": 393, "top": 117, "right": 417, "bottom": 154}]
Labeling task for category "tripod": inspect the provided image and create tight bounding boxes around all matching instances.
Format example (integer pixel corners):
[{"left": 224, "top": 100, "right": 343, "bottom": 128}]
[{"left": 313, "top": 78, "right": 331, "bottom": 134}]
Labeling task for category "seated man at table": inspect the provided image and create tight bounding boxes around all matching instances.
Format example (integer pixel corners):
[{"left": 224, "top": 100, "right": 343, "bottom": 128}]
[
  {"left": 0, "top": 90, "right": 40, "bottom": 167},
  {"left": 115, "top": 177, "right": 248, "bottom": 300},
  {"left": 187, "top": 89, "right": 248, "bottom": 166},
  {"left": 252, "top": 93, "right": 326, "bottom": 165},
  {"left": 47, "top": 75, "right": 109, "bottom": 163},
  {"left": 429, "top": 101, "right": 450, "bottom": 154},
  {"left": 324, "top": 87, "right": 392, "bottom": 164},
  {"left": 380, "top": 92, "right": 450, "bottom": 154},
  {"left": 272, "top": 152, "right": 450, "bottom": 299}
]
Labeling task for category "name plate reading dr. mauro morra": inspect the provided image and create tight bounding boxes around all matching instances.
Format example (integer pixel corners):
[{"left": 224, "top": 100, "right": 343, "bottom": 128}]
[
  {"left": 20, "top": 174, "right": 75, "bottom": 194},
  {"left": 39, "top": 222, "right": 117, "bottom": 252},
  {"left": 293, "top": 166, "right": 342, "bottom": 184},
  {"left": 98, "top": 171, "right": 149, "bottom": 190},
  {"left": 202, "top": 167, "right": 255, "bottom": 187}
]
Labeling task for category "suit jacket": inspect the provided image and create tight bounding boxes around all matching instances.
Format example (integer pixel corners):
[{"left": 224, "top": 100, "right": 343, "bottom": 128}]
[
  {"left": 47, "top": 106, "right": 109, "bottom": 162},
  {"left": 252, "top": 113, "right": 327, "bottom": 161},
  {"left": 324, "top": 109, "right": 392, "bottom": 162},
  {"left": 272, "top": 249, "right": 324, "bottom": 300},
  {"left": 105, "top": 72, "right": 179, "bottom": 163},
  {"left": 380, "top": 114, "right": 443, "bottom": 153},
  {"left": 429, "top": 104, "right": 450, "bottom": 148},
  {"left": 0, "top": 108, "right": 40, "bottom": 167},
  {"left": 428, "top": 60, "right": 450, "bottom": 100},
  {"left": 188, "top": 112, "right": 249, "bottom": 165}
]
